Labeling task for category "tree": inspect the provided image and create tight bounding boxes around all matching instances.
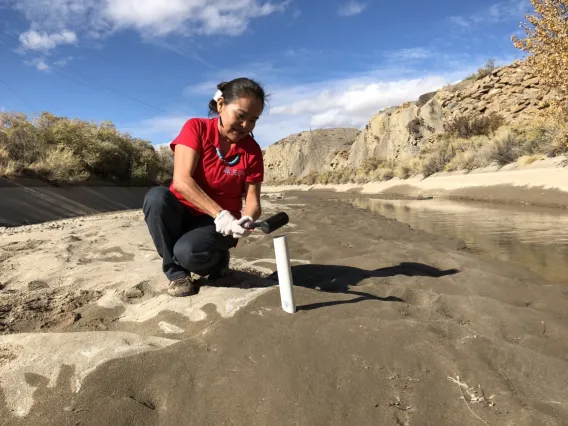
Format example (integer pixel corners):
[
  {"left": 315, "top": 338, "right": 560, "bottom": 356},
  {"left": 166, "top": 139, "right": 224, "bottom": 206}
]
[{"left": 512, "top": 0, "right": 568, "bottom": 116}]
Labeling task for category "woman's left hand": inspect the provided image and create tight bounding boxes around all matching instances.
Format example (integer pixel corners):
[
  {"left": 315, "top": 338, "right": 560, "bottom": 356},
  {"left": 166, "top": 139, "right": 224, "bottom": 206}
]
[{"left": 237, "top": 216, "right": 254, "bottom": 228}]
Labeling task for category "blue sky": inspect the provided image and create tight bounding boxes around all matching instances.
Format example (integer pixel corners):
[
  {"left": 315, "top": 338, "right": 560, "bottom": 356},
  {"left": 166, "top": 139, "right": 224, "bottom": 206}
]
[{"left": 0, "top": 0, "right": 533, "bottom": 148}]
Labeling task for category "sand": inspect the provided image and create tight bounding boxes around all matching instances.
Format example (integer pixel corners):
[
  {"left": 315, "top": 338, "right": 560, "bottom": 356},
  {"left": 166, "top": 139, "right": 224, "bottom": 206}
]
[
  {"left": 1, "top": 191, "right": 568, "bottom": 425},
  {"left": 265, "top": 155, "right": 568, "bottom": 208}
]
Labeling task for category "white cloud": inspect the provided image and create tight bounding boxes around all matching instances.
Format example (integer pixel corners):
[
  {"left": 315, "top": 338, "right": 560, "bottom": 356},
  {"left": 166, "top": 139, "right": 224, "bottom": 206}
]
[
  {"left": 183, "top": 81, "right": 219, "bottom": 97},
  {"left": 449, "top": 0, "right": 531, "bottom": 29},
  {"left": 12, "top": 0, "right": 289, "bottom": 48},
  {"left": 19, "top": 30, "right": 77, "bottom": 51},
  {"left": 53, "top": 56, "right": 73, "bottom": 67},
  {"left": 122, "top": 115, "right": 189, "bottom": 145},
  {"left": 24, "top": 57, "right": 51, "bottom": 72},
  {"left": 250, "top": 74, "right": 449, "bottom": 144},
  {"left": 338, "top": 1, "right": 366, "bottom": 17},
  {"left": 126, "top": 65, "right": 477, "bottom": 148},
  {"left": 386, "top": 47, "right": 433, "bottom": 61}
]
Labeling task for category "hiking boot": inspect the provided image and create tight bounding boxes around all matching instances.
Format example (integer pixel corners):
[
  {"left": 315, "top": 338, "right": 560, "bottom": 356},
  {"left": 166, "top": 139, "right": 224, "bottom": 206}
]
[{"left": 167, "top": 276, "right": 197, "bottom": 297}]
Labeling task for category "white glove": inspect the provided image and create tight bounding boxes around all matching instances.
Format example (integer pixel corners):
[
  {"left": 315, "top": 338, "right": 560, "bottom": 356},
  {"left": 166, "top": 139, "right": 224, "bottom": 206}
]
[
  {"left": 214, "top": 211, "right": 252, "bottom": 238},
  {"left": 214, "top": 210, "right": 237, "bottom": 236},
  {"left": 233, "top": 216, "right": 253, "bottom": 238}
]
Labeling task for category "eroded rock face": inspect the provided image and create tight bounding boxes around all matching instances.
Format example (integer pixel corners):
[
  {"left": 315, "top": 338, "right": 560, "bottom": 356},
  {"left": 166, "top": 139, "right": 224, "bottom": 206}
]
[
  {"left": 347, "top": 97, "right": 445, "bottom": 167},
  {"left": 262, "top": 128, "right": 359, "bottom": 182},
  {"left": 263, "top": 60, "right": 554, "bottom": 180},
  {"left": 346, "top": 61, "right": 552, "bottom": 168}
]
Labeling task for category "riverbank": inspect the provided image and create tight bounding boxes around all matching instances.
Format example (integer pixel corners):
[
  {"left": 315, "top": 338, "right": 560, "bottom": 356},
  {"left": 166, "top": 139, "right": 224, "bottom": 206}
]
[
  {"left": 0, "top": 177, "right": 153, "bottom": 227},
  {"left": 264, "top": 155, "right": 568, "bottom": 208},
  {"left": 1, "top": 192, "right": 567, "bottom": 425}
]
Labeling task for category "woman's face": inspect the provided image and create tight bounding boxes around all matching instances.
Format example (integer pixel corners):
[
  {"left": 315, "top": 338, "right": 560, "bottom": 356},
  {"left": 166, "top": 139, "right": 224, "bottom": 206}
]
[{"left": 218, "top": 96, "right": 263, "bottom": 142}]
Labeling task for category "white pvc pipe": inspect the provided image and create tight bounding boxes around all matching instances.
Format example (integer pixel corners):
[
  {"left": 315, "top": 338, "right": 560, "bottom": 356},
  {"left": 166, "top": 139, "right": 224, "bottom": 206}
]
[{"left": 273, "top": 235, "right": 296, "bottom": 314}]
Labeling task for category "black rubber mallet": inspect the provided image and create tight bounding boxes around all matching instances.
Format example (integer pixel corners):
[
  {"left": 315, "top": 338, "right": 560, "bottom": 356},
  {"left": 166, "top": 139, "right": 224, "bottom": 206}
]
[{"left": 245, "top": 212, "right": 289, "bottom": 234}]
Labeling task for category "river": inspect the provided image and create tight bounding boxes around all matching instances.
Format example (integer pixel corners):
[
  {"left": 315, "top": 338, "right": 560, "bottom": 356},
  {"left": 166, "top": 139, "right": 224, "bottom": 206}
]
[{"left": 347, "top": 196, "right": 568, "bottom": 284}]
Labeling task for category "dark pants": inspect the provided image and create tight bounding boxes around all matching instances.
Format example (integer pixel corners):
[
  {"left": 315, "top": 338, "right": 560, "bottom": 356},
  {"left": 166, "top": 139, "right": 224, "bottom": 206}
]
[{"left": 143, "top": 186, "right": 237, "bottom": 281}]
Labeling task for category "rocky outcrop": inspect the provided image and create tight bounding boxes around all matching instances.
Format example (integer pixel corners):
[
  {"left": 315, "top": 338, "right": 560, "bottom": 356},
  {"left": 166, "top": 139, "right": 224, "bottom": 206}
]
[
  {"left": 263, "top": 128, "right": 359, "bottom": 182},
  {"left": 347, "top": 61, "right": 552, "bottom": 168},
  {"left": 437, "top": 61, "right": 553, "bottom": 122},
  {"left": 347, "top": 96, "right": 445, "bottom": 166},
  {"left": 263, "top": 60, "right": 554, "bottom": 181}
]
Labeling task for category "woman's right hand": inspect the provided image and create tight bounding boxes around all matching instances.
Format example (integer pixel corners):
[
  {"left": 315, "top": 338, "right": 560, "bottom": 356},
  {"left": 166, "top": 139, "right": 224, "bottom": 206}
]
[{"left": 214, "top": 210, "right": 250, "bottom": 238}]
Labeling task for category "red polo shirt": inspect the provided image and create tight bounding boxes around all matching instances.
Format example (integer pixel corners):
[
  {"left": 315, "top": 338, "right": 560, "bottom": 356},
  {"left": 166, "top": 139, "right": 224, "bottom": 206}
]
[{"left": 168, "top": 117, "right": 264, "bottom": 218}]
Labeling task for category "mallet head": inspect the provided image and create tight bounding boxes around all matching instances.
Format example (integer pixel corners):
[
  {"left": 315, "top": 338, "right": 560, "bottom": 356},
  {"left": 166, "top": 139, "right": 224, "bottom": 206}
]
[{"left": 247, "top": 212, "right": 289, "bottom": 234}]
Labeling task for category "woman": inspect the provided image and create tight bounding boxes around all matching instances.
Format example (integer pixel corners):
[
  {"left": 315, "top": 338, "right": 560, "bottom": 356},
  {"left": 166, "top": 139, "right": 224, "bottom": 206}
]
[{"left": 143, "top": 77, "right": 267, "bottom": 297}]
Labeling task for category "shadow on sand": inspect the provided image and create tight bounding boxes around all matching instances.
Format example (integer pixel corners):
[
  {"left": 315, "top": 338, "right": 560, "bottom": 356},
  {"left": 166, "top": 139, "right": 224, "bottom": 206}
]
[{"left": 208, "top": 262, "right": 459, "bottom": 311}]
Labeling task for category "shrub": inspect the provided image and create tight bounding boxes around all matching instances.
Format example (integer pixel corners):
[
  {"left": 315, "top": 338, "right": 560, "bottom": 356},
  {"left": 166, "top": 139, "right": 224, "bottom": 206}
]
[
  {"left": 301, "top": 171, "right": 319, "bottom": 185},
  {"left": 360, "top": 156, "right": 385, "bottom": 173},
  {"left": 0, "top": 113, "right": 44, "bottom": 165},
  {"left": 155, "top": 146, "right": 174, "bottom": 184},
  {"left": 378, "top": 167, "right": 394, "bottom": 181},
  {"left": 407, "top": 118, "right": 423, "bottom": 140},
  {"left": 0, "top": 147, "right": 19, "bottom": 177},
  {"left": 466, "top": 59, "right": 498, "bottom": 81},
  {"left": 0, "top": 111, "right": 173, "bottom": 184},
  {"left": 487, "top": 130, "right": 523, "bottom": 165},
  {"left": 31, "top": 145, "right": 89, "bottom": 182},
  {"left": 444, "top": 112, "right": 505, "bottom": 138},
  {"left": 395, "top": 157, "right": 422, "bottom": 178},
  {"left": 420, "top": 137, "right": 456, "bottom": 177}
]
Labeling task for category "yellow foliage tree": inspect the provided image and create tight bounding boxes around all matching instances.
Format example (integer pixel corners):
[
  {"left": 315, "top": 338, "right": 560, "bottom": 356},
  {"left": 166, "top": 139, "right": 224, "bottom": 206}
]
[{"left": 512, "top": 0, "right": 568, "bottom": 116}]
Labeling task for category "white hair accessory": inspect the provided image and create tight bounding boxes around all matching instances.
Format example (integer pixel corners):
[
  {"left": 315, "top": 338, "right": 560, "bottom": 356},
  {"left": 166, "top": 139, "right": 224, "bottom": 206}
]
[{"left": 213, "top": 89, "right": 223, "bottom": 101}]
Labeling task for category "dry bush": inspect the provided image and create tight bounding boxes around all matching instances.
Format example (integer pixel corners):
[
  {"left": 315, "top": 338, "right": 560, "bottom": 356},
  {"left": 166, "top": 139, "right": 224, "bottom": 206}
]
[
  {"left": 508, "top": 120, "right": 567, "bottom": 157},
  {"left": 0, "top": 147, "right": 19, "bottom": 177},
  {"left": 444, "top": 113, "right": 505, "bottom": 139},
  {"left": 0, "top": 111, "right": 173, "bottom": 184},
  {"left": 407, "top": 118, "right": 424, "bottom": 140},
  {"left": 130, "top": 139, "right": 162, "bottom": 183},
  {"left": 31, "top": 145, "right": 89, "bottom": 182},
  {"left": 0, "top": 113, "right": 44, "bottom": 165},
  {"left": 155, "top": 145, "right": 174, "bottom": 184},
  {"left": 445, "top": 150, "right": 478, "bottom": 172},
  {"left": 378, "top": 167, "right": 394, "bottom": 181},
  {"left": 301, "top": 171, "right": 319, "bottom": 185},
  {"left": 465, "top": 59, "right": 498, "bottom": 81},
  {"left": 486, "top": 129, "right": 523, "bottom": 165},
  {"left": 395, "top": 157, "right": 422, "bottom": 178},
  {"left": 419, "top": 135, "right": 458, "bottom": 176},
  {"left": 360, "top": 156, "right": 385, "bottom": 173},
  {"left": 442, "top": 135, "right": 490, "bottom": 171}
]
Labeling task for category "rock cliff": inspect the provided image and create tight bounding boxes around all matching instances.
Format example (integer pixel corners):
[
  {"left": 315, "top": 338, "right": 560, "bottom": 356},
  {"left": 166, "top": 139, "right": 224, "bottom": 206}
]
[
  {"left": 262, "top": 128, "right": 359, "bottom": 181},
  {"left": 263, "top": 61, "right": 553, "bottom": 182}
]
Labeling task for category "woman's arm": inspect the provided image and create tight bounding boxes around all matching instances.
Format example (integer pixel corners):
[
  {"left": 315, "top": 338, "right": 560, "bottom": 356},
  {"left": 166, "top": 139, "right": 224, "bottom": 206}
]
[
  {"left": 171, "top": 144, "right": 224, "bottom": 218},
  {"left": 242, "top": 182, "right": 262, "bottom": 220}
]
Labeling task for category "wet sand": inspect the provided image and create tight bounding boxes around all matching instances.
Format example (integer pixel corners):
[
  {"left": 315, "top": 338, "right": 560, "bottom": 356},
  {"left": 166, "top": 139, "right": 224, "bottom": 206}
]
[{"left": 1, "top": 192, "right": 567, "bottom": 425}]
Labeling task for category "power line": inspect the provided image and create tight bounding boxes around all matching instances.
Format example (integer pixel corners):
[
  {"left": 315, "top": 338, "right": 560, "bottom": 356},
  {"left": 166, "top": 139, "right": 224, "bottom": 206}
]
[
  {"left": 0, "top": 75, "right": 36, "bottom": 111},
  {"left": 0, "top": 32, "right": 191, "bottom": 117}
]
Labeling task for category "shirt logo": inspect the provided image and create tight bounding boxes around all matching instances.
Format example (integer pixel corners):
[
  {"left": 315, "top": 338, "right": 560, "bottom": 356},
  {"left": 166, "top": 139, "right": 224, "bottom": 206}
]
[{"left": 224, "top": 167, "right": 245, "bottom": 176}]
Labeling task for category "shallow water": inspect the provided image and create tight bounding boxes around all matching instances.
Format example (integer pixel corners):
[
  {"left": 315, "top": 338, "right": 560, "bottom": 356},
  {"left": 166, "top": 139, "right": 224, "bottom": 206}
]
[{"left": 349, "top": 197, "right": 568, "bottom": 284}]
